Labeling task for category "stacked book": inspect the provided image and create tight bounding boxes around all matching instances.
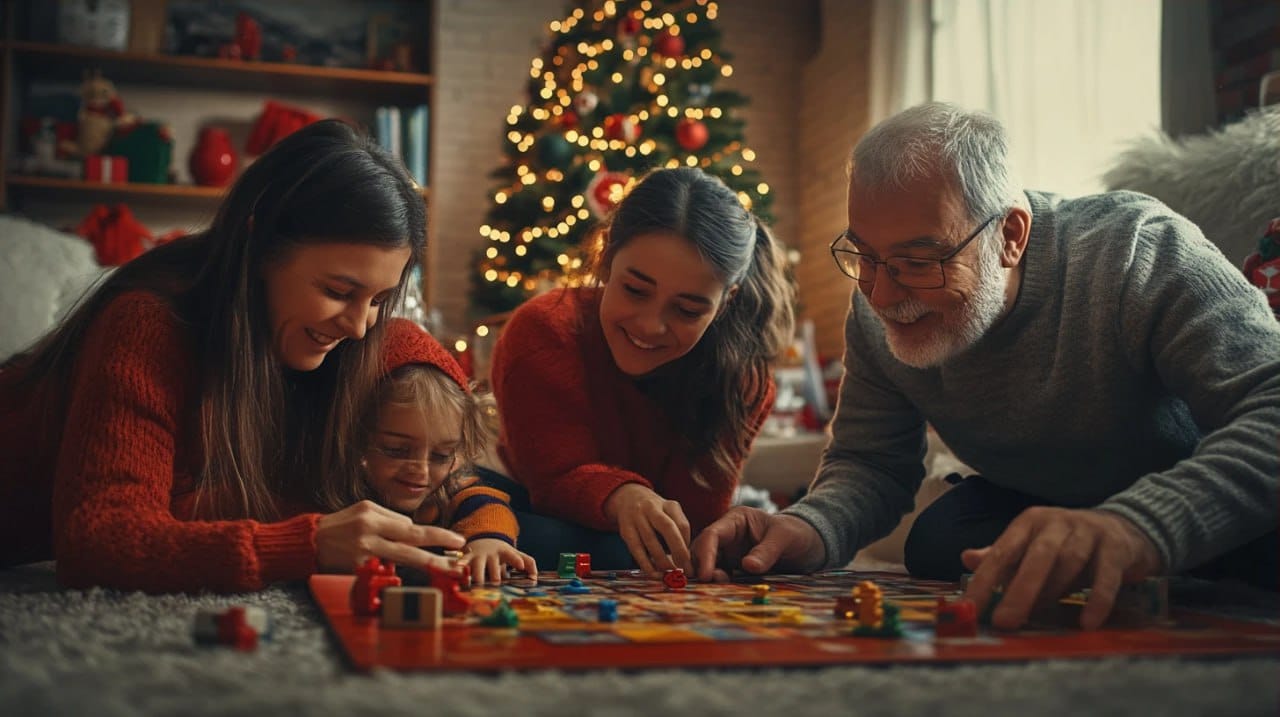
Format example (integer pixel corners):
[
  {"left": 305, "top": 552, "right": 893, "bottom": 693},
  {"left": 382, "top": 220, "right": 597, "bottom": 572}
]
[{"left": 375, "top": 105, "right": 428, "bottom": 187}]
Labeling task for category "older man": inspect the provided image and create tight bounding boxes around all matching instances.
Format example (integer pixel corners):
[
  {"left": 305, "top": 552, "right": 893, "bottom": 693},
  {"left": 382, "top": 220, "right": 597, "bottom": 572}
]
[{"left": 692, "top": 102, "right": 1280, "bottom": 630}]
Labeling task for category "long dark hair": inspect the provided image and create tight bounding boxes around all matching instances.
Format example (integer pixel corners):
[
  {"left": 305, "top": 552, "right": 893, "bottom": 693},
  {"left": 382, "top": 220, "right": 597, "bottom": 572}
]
[
  {"left": 594, "top": 167, "right": 795, "bottom": 486},
  {"left": 14, "top": 119, "right": 426, "bottom": 519}
]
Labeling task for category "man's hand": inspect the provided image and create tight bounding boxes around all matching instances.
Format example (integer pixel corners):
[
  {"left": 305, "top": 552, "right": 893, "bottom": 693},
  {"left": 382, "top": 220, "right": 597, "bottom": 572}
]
[
  {"left": 603, "top": 483, "right": 693, "bottom": 575},
  {"left": 690, "top": 506, "right": 826, "bottom": 582},
  {"left": 961, "top": 507, "right": 1163, "bottom": 630}
]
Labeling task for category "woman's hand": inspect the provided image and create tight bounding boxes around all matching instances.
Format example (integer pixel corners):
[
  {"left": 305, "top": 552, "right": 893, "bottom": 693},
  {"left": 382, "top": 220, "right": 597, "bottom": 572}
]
[
  {"left": 603, "top": 483, "right": 693, "bottom": 575},
  {"left": 316, "top": 500, "right": 465, "bottom": 573},
  {"left": 463, "top": 538, "right": 538, "bottom": 586}
]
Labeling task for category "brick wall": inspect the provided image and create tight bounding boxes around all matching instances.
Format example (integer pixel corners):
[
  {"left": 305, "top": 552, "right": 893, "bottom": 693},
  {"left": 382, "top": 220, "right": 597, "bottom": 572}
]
[{"left": 432, "top": 0, "right": 871, "bottom": 359}]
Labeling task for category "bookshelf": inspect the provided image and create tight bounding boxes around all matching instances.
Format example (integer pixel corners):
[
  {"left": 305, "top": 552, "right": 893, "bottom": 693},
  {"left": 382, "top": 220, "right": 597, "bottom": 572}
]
[{"left": 0, "top": 0, "right": 436, "bottom": 298}]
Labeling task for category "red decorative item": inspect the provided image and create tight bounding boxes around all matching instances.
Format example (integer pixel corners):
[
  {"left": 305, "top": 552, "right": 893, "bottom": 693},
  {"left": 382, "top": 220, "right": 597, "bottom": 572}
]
[
  {"left": 558, "top": 110, "right": 579, "bottom": 130},
  {"left": 653, "top": 30, "right": 685, "bottom": 57},
  {"left": 245, "top": 101, "right": 322, "bottom": 155},
  {"left": 585, "top": 170, "right": 632, "bottom": 218},
  {"left": 675, "top": 117, "right": 708, "bottom": 151},
  {"left": 282, "top": 44, "right": 298, "bottom": 63},
  {"left": 235, "top": 12, "right": 262, "bottom": 60},
  {"left": 75, "top": 203, "right": 152, "bottom": 266},
  {"left": 83, "top": 154, "right": 128, "bottom": 183},
  {"left": 218, "top": 43, "right": 241, "bottom": 60},
  {"left": 189, "top": 127, "right": 237, "bottom": 187},
  {"left": 619, "top": 15, "right": 640, "bottom": 36},
  {"left": 602, "top": 113, "right": 639, "bottom": 143},
  {"left": 1243, "top": 217, "right": 1280, "bottom": 317}
]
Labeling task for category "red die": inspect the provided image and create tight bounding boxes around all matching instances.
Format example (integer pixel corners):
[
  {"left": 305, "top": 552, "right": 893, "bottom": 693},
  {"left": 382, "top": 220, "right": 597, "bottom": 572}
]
[{"left": 662, "top": 568, "right": 687, "bottom": 590}]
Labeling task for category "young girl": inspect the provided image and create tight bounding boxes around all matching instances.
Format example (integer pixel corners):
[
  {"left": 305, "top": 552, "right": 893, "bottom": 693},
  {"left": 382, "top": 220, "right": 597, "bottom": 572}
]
[
  {"left": 362, "top": 319, "right": 536, "bottom": 585},
  {"left": 487, "top": 167, "right": 796, "bottom": 573},
  {"left": 0, "top": 120, "right": 465, "bottom": 592}
]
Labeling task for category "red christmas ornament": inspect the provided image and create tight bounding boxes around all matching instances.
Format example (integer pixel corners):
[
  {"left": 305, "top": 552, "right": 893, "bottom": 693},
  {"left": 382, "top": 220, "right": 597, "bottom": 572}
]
[
  {"left": 675, "top": 117, "right": 708, "bottom": 151},
  {"left": 653, "top": 30, "right": 685, "bottom": 58},
  {"left": 603, "top": 113, "right": 640, "bottom": 143},
  {"left": 558, "top": 110, "right": 579, "bottom": 130},
  {"left": 619, "top": 15, "right": 640, "bottom": 36},
  {"left": 586, "top": 170, "right": 632, "bottom": 217}
]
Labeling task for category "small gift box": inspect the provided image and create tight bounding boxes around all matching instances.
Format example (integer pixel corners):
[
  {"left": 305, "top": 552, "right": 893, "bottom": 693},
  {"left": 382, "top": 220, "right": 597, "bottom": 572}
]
[{"left": 84, "top": 155, "right": 129, "bottom": 183}]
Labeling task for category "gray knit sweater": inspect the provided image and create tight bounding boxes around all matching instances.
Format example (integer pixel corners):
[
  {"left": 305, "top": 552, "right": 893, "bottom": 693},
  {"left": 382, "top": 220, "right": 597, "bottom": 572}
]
[{"left": 784, "top": 190, "right": 1280, "bottom": 573}]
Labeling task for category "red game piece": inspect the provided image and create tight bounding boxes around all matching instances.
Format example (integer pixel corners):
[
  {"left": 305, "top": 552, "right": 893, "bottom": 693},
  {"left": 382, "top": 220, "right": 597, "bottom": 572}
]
[
  {"left": 662, "top": 568, "right": 687, "bottom": 590},
  {"left": 575, "top": 553, "right": 591, "bottom": 577},
  {"left": 214, "top": 606, "right": 259, "bottom": 651},
  {"left": 834, "top": 595, "right": 857, "bottom": 619},
  {"left": 350, "top": 557, "right": 402, "bottom": 617},
  {"left": 936, "top": 596, "right": 979, "bottom": 638},
  {"left": 424, "top": 563, "right": 474, "bottom": 616}
]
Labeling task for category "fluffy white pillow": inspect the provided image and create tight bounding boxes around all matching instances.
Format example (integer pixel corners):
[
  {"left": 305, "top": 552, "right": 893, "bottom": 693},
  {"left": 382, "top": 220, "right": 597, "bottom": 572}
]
[{"left": 0, "top": 216, "right": 109, "bottom": 361}]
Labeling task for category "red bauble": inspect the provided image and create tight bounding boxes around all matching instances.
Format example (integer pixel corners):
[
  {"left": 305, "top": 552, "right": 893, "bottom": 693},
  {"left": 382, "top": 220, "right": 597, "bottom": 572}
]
[
  {"left": 602, "top": 113, "right": 640, "bottom": 143},
  {"left": 189, "top": 127, "right": 237, "bottom": 187},
  {"left": 558, "top": 110, "right": 579, "bottom": 130},
  {"left": 586, "top": 170, "right": 632, "bottom": 217},
  {"left": 675, "top": 118, "right": 708, "bottom": 151},
  {"left": 619, "top": 15, "right": 640, "bottom": 36},
  {"left": 653, "top": 30, "right": 685, "bottom": 57}
]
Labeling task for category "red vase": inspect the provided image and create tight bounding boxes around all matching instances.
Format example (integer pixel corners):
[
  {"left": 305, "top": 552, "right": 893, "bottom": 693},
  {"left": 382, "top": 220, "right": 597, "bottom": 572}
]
[{"left": 189, "top": 127, "right": 237, "bottom": 187}]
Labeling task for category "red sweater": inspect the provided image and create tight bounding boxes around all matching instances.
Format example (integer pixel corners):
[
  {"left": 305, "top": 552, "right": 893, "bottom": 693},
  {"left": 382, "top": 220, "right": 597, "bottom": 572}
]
[
  {"left": 491, "top": 288, "right": 775, "bottom": 535},
  {"left": 0, "top": 291, "right": 418, "bottom": 593}
]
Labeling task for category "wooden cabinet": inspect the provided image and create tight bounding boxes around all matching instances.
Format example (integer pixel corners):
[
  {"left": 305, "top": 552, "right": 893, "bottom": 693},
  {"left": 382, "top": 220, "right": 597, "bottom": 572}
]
[{"left": 0, "top": 0, "right": 436, "bottom": 297}]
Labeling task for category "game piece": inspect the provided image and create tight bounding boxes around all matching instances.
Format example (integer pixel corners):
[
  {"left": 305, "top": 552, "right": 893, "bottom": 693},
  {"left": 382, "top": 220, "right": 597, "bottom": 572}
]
[
  {"left": 853, "top": 580, "right": 882, "bottom": 625},
  {"left": 381, "top": 587, "right": 443, "bottom": 630},
  {"left": 751, "top": 584, "right": 771, "bottom": 605},
  {"left": 442, "top": 549, "right": 464, "bottom": 560},
  {"left": 853, "top": 602, "right": 903, "bottom": 638},
  {"left": 663, "top": 568, "right": 687, "bottom": 590},
  {"left": 607, "top": 571, "right": 618, "bottom": 580},
  {"left": 423, "top": 564, "right": 474, "bottom": 615},
  {"left": 560, "top": 577, "right": 591, "bottom": 595},
  {"left": 558, "top": 553, "right": 578, "bottom": 578},
  {"left": 935, "top": 596, "right": 978, "bottom": 638},
  {"left": 350, "top": 557, "right": 402, "bottom": 617},
  {"left": 194, "top": 605, "right": 270, "bottom": 651},
  {"left": 480, "top": 598, "right": 520, "bottom": 628},
  {"left": 834, "top": 594, "right": 857, "bottom": 619},
  {"left": 597, "top": 599, "right": 618, "bottom": 623},
  {"left": 575, "top": 553, "right": 592, "bottom": 577}
]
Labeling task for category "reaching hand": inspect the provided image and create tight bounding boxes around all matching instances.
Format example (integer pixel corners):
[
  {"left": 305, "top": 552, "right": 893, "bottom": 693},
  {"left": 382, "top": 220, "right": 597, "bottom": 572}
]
[
  {"left": 463, "top": 538, "right": 538, "bottom": 586},
  {"left": 690, "top": 506, "right": 826, "bottom": 582},
  {"left": 315, "top": 500, "right": 466, "bottom": 574},
  {"left": 961, "top": 507, "right": 1163, "bottom": 630},
  {"left": 603, "top": 483, "right": 693, "bottom": 575}
]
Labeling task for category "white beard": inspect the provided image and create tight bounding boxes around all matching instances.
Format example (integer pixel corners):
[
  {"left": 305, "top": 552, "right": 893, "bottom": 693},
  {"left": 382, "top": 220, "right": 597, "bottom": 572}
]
[{"left": 875, "top": 238, "right": 1009, "bottom": 368}]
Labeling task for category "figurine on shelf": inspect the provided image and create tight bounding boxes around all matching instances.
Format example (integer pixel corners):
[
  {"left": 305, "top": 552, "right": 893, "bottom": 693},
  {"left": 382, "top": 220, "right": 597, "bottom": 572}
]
[
  {"left": 59, "top": 70, "right": 135, "bottom": 158},
  {"left": 235, "top": 12, "right": 262, "bottom": 61}
]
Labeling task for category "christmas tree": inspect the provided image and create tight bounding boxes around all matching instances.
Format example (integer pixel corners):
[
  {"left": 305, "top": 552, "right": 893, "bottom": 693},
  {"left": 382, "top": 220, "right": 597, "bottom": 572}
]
[{"left": 470, "top": 0, "right": 774, "bottom": 316}]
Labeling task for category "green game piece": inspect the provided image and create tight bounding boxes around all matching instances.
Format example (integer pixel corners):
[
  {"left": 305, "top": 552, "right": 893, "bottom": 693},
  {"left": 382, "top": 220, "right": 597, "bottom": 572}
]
[
  {"left": 557, "top": 553, "right": 577, "bottom": 579},
  {"left": 852, "top": 602, "right": 903, "bottom": 638},
  {"left": 479, "top": 598, "right": 519, "bottom": 628},
  {"left": 752, "top": 596, "right": 770, "bottom": 605}
]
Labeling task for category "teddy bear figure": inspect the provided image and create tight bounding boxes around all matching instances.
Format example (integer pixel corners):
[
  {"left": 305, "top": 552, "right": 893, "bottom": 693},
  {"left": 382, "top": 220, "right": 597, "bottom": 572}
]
[{"left": 59, "top": 70, "right": 135, "bottom": 158}]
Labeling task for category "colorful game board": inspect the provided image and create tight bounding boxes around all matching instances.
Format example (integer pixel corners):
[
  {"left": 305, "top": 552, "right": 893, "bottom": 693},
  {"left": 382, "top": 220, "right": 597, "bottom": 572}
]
[{"left": 309, "top": 570, "right": 1280, "bottom": 672}]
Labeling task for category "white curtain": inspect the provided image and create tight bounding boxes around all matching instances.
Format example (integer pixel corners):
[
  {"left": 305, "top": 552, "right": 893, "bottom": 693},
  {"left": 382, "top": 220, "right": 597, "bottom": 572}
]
[
  {"left": 868, "top": 0, "right": 933, "bottom": 124},
  {"left": 923, "top": 0, "right": 1162, "bottom": 197}
]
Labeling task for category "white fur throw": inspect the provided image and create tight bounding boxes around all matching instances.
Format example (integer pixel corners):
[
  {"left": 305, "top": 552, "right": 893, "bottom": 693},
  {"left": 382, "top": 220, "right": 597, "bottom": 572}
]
[
  {"left": 0, "top": 215, "right": 108, "bottom": 361},
  {"left": 1102, "top": 106, "right": 1280, "bottom": 266}
]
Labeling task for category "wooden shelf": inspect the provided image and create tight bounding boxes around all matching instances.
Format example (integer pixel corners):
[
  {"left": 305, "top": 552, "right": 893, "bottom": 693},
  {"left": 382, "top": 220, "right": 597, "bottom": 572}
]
[
  {"left": 6, "top": 174, "right": 226, "bottom": 200},
  {"left": 3, "top": 41, "right": 434, "bottom": 103},
  {"left": 6, "top": 173, "right": 430, "bottom": 203}
]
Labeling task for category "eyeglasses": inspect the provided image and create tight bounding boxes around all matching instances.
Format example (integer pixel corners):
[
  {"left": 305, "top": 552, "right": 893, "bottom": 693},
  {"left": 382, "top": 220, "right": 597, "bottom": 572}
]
[{"left": 829, "top": 214, "right": 1001, "bottom": 289}]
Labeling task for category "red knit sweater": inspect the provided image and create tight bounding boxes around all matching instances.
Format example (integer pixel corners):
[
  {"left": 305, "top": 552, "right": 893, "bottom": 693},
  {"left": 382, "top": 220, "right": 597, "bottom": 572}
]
[
  {"left": 491, "top": 288, "right": 776, "bottom": 535},
  {"left": 0, "top": 291, "right": 419, "bottom": 593}
]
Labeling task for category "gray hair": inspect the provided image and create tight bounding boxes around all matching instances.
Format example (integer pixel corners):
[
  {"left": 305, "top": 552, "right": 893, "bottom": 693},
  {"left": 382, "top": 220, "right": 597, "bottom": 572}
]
[{"left": 850, "top": 102, "right": 1022, "bottom": 230}]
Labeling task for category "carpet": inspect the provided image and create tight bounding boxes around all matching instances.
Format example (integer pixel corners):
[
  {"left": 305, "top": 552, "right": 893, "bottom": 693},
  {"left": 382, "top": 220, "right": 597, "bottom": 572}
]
[{"left": 1, "top": 562, "right": 1276, "bottom": 717}]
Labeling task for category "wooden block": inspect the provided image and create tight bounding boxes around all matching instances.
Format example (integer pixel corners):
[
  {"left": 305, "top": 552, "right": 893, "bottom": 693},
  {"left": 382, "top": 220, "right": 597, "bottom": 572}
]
[{"left": 380, "top": 587, "right": 442, "bottom": 630}]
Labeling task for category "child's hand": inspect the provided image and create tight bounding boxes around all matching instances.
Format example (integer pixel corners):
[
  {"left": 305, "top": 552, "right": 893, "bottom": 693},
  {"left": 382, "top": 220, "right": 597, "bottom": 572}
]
[{"left": 463, "top": 539, "right": 538, "bottom": 585}]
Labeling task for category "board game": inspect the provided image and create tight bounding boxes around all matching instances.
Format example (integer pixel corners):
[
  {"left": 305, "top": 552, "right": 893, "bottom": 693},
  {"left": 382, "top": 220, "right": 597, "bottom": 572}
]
[{"left": 309, "top": 569, "right": 1280, "bottom": 672}]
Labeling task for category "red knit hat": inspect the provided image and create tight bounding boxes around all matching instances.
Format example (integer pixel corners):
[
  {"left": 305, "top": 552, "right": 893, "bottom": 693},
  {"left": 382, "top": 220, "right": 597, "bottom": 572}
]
[{"left": 381, "top": 318, "right": 470, "bottom": 392}]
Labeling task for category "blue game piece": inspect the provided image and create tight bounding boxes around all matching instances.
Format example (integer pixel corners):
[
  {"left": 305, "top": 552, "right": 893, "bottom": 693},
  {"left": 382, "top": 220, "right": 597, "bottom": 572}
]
[
  {"left": 559, "top": 577, "right": 591, "bottom": 595},
  {"left": 598, "top": 599, "right": 618, "bottom": 623}
]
